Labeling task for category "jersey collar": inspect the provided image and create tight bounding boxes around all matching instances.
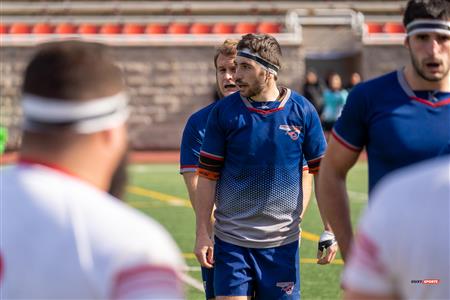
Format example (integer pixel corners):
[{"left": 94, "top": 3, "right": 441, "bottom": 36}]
[
  {"left": 397, "top": 69, "right": 450, "bottom": 108},
  {"left": 240, "top": 87, "right": 291, "bottom": 115}
]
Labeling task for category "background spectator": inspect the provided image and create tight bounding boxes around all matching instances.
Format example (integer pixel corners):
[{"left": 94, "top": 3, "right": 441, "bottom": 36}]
[
  {"left": 302, "top": 69, "right": 325, "bottom": 115},
  {"left": 321, "top": 72, "right": 348, "bottom": 132}
]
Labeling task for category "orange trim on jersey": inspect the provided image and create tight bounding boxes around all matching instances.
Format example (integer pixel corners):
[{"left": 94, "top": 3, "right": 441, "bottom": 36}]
[
  {"left": 331, "top": 129, "right": 362, "bottom": 152},
  {"left": 410, "top": 96, "right": 450, "bottom": 108},
  {"left": 111, "top": 264, "right": 182, "bottom": 299},
  {"left": 308, "top": 167, "right": 320, "bottom": 174},
  {"left": 302, "top": 166, "right": 309, "bottom": 171},
  {"left": 197, "top": 168, "right": 220, "bottom": 180}
]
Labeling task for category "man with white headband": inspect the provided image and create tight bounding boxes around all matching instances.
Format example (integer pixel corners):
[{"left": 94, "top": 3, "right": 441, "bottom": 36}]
[
  {"left": 0, "top": 41, "right": 185, "bottom": 299},
  {"left": 194, "top": 33, "right": 337, "bottom": 299},
  {"left": 318, "top": 0, "right": 449, "bottom": 263}
]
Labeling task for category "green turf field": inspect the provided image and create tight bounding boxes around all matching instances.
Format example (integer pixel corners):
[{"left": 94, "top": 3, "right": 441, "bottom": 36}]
[{"left": 126, "top": 162, "right": 368, "bottom": 300}]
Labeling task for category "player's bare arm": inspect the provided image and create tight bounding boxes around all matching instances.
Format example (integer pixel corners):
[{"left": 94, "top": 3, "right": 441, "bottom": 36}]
[
  {"left": 317, "top": 135, "right": 360, "bottom": 261},
  {"left": 300, "top": 170, "right": 313, "bottom": 220},
  {"left": 313, "top": 174, "right": 338, "bottom": 265},
  {"left": 194, "top": 176, "right": 216, "bottom": 268},
  {"left": 182, "top": 172, "right": 198, "bottom": 210}
]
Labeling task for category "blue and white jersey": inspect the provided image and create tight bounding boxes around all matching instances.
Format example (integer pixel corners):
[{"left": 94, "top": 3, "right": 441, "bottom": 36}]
[
  {"left": 333, "top": 70, "right": 450, "bottom": 193},
  {"left": 198, "top": 88, "right": 326, "bottom": 248},
  {"left": 180, "top": 102, "right": 217, "bottom": 173}
]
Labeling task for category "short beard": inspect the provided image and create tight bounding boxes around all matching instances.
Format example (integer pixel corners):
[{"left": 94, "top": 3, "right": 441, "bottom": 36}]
[
  {"left": 240, "top": 74, "right": 267, "bottom": 98},
  {"left": 410, "top": 48, "right": 449, "bottom": 82},
  {"left": 108, "top": 150, "right": 129, "bottom": 200}
]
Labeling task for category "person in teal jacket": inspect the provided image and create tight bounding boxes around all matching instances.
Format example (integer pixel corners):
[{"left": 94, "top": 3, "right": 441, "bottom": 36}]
[{"left": 321, "top": 72, "right": 348, "bottom": 132}]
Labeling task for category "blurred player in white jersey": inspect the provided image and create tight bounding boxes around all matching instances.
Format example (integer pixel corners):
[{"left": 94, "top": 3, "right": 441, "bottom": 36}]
[
  {"left": 343, "top": 155, "right": 450, "bottom": 299},
  {"left": 0, "top": 41, "right": 185, "bottom": 299}
]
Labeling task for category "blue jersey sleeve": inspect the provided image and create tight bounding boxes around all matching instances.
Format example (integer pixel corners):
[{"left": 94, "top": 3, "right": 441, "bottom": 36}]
[
  {"left": 302, "top": 102, "right": 327, "bottom": 174},
  {"left": 197, "top": 105, "right": 226, "bottom": 180},
  {"left": 332, "top": 85, "right": 368, "bottom": 152},
  {"left": 180, "top": 116, "right": 202, "bottom": 174}
]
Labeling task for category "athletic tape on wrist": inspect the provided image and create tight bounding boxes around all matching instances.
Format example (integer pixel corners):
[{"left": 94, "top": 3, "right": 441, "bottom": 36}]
[
  {"left": 406, "top": 19, "right": 450, "bottom": 37},
  {"left": 237, "top": 49, "right": 279, "bottom": 75},
  {"left": 318, "top": 231, "right": 337, "bottom": 252},
  {"left": 22, "top": 92, "right": 129, "bottom": 134}
]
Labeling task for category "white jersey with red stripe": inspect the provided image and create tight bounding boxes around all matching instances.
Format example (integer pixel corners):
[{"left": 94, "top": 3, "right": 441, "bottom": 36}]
[
  {"left": 342, "top": 156, "right": 450, "bottom": 299},
  {"left": 0, "top": 162, "right": 185, "bottom": 299}
]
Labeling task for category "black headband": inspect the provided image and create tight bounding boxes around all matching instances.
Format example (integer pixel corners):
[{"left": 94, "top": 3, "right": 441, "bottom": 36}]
[{"left": 237, "top": 50, "right": 280, "bottom": 74}]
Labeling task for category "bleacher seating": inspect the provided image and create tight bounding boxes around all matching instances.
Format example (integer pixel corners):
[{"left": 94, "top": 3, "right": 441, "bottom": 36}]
[{"left": 0, "top": 21, "right": 284, "bottom": 35}]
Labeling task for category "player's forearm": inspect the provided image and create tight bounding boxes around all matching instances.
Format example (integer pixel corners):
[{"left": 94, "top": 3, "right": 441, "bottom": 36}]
[
  {"left": 182, "top": 173, "right": 198, "bottom": 211},
  {"left": 300, "top": 170, "right": 313, "bottom": 220},
  {"left": 317, "top": 164, "right": 353, "bottom": 261},
  {"left": 313, "top": 174, "right": 334, "bottom": 231},
  {"left": 195, "top": 176, "right": 216, "bottom": 237}
]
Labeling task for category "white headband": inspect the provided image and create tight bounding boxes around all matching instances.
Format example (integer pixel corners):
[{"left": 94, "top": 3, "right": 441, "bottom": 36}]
[
  {"left": 22, "top": 92, "right": 129, "bottom": 134},
  {"left": 406, "top": 19, "right": 450, "bottom": 37},
  {"left": 237, "top": 48, "right": 279, "bottom": 75}
]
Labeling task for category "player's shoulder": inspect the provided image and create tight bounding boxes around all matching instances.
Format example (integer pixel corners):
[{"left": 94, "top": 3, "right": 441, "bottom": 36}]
[
  {"left": 351, "top": 71, "right": 397, "bottom": 96},
  {"left": 288, "top": 88, "right": 317, "bottom": 112},
  {"left": 83, "top": 190, "right": 184, "bottom": 264},
  {"left": 213, "top": 91, "right": 241, "bottom": 110},
  {"left": 369, "top": 155, "right": 450, "bottom": 222},
  {"left": 186, "top": 101, "right": 218, "bottom": 125},
  {"left": 374, "top": 156, "right": 450, "bottom": 197}
]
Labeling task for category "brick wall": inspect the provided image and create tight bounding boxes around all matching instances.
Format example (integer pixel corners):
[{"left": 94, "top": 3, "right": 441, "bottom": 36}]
[
  {"left": 0, "top": 45, "right": 305, "bottom": 150},
  {"left": 362, "top": 45, "right": 408, "bottom": 80}
]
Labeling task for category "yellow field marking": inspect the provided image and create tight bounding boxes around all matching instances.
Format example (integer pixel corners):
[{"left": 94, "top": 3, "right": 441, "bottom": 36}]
[
  {"left": 301, "top": 231, "right": 319, "bottom": 241},
  {"left": 127, "top": 185, "right": 321, "bottom": 242},
  {"left": 183, "top": 253, "right": 343, "bottom": 265},
  {"left": 127, "top": 185, "right": 191, "bottom": 207}
]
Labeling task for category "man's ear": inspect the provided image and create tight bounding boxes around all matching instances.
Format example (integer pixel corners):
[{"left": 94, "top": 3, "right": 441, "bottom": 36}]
[
  {"left": 404, "top": 36, "right": 410, "bottom": 49},
  {"left": 99, "top": 127, "right": 114, "bottom": 145}
]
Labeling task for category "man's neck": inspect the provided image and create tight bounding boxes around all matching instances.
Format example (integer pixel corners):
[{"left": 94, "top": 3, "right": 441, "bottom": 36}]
[
  {"left": 404, "top": 65, "right": 450, "bottom": 92},
  {"left": 19, "top": 147, "right": 111, "bottom": 191},
  {"left": 250, "top": 82, "right": 280, "bottom": 102}
]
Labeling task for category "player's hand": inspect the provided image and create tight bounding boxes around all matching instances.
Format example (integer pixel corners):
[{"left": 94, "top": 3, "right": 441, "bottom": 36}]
[
  {"left": 317, "top": 230, "right": 338, "bottom": 265},
  {"left": 194, "top": 232, "right": 214, "bottom": 268}
]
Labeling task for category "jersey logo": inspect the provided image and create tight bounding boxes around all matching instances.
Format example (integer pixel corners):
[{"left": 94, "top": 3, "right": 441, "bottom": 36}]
[
  {"left": 276, "top": 282, "right": 295, "bottom": 295},
  {"left": 279, "top": 125, "right": 301, "bottom": 141}
]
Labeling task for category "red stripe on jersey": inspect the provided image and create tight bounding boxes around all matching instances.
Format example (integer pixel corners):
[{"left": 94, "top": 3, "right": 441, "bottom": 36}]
[
  {"left": 410, "top": 96, "right": 450, "bottom": 108},
  {"left": 331, "top": 129, "right": 362, "bottom": 152},
  {"left": 199, "top": 151, "right": 224, "bottom": 161},
  {"left": 19, "top": 157, "right": 80, "bottom": 178},
  {"left": 111, "top": 265, "right": 183, "bottom": 299},
  {"left": 307, "top": 156, "right": 324, "bottom": 164},
  {"left": 349, "top": 231, "right": 386, "bottom": 275},
  {"left": 247, "top": 107, "right": 284, "bottom": 115},
  {"left": 0, "top": 252, "right": 3, "bottom": 283},
  {"left": 180, "top": 165, "right": 198, "bottom": 173}
]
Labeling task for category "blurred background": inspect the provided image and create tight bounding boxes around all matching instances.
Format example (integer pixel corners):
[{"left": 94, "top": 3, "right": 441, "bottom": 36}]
[{"left": 0, "top": 0, "right": 408, "bottom": 152}]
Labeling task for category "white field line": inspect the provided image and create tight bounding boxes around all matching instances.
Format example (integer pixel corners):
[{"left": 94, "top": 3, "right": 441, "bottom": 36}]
[
  {"left": 348, "top": 190, "right": 368, "bottom": 203},
  {"left": 179, "top": 272, "right": 204, "bottom": 291}
]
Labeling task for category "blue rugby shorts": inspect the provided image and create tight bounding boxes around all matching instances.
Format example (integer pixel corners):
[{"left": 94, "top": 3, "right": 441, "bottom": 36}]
[{"left": 213, "top": 237, "right": 300, "bottom": 299}]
